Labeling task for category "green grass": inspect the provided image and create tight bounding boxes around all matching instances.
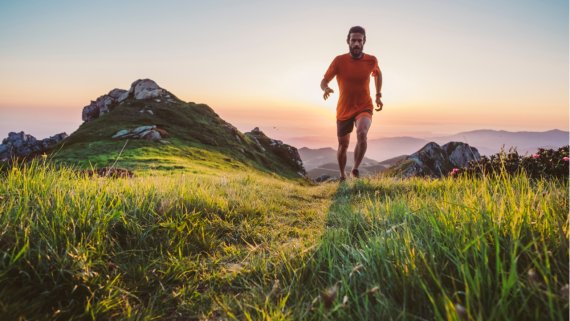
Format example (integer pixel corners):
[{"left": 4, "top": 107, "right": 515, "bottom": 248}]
[
  {"left": 0, "top": 160, "right": 567, "bottom": 320},
  {"left": 50, "top": 98, "right": 304, "bottom": 179}
]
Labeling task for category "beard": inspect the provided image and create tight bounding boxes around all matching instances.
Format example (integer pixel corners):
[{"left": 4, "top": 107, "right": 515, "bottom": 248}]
[{"left": 349, "top": 46, "right": 363, "bottom": 58}]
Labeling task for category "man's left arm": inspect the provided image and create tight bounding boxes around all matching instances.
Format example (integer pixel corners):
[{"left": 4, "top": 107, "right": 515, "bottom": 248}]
[{"left": 374, "top": 69, "right": 383, "bottom": 111}]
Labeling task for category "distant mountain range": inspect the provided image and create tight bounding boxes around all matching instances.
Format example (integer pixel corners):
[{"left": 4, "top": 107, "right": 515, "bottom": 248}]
[
  {"left": 299, "top": 129, "right": 568, "bottom": 178},
  {"left": 361, "top": 129, "right": 567, "bottom": 162}
]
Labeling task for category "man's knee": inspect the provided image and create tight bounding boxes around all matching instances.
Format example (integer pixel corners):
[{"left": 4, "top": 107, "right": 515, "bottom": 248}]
[
  {"left": 338, "top": 136, "right": 350, "bottom": 150},
  {"left": 356, "top": 129, "right": 368, "bottom": 142}
]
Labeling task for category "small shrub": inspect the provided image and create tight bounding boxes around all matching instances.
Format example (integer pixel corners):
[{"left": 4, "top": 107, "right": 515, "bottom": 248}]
[{"left": 452, "top": 145, "right": 569, "bottom": 180}]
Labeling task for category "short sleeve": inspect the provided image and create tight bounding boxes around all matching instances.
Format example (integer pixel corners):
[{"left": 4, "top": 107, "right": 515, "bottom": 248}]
[
  {"left": 323, "top": 57, "right": 338, "bottom": 82},
  {"left": 371, "top": 56, "right": 380, "bottom": 77}
]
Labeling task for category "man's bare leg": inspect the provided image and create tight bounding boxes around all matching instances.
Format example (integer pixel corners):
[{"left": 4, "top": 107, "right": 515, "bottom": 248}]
[
  {"left": 352, "top": 116, "right": 372, "bottom": 175},
  {"left": 337, "top": 134, "right": 350, "bottom": 180}
]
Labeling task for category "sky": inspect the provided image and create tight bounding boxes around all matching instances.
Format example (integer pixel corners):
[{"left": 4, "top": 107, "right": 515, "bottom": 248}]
[{"left": 0, "top": 0, "right": 568, "bottom": 148}]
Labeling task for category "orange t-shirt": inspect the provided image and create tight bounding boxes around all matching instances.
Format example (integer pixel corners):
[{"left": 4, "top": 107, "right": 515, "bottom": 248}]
[{"left": 323, "top": 53, "right": 380, "bottom": 120}]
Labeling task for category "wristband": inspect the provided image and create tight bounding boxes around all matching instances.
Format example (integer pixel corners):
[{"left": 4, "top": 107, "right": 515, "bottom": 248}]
[{"left": 375, "top": 93, "right": 382, "bottom": 98}]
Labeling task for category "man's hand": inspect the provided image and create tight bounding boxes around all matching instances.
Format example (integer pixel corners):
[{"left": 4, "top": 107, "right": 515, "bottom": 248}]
[
  {"left": 375, "top": 96, "right": 383, "bottom": 111},
  {"left": 323, "top": 87, "right": 334, "bottom": 100}
]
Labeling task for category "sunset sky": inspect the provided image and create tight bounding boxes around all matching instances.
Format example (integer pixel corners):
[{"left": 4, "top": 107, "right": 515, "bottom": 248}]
[{"left": 0, "top": 0, "right": 568, "bottom": 148}]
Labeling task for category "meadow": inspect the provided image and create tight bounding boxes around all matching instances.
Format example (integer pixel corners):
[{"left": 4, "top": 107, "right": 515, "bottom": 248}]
[{"left": 0, "top": 160, "right": 568, "bottom": 320}]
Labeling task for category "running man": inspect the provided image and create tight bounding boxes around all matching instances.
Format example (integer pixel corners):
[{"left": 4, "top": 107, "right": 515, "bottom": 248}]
[{"left": 320, "top": 25, "right": 383, "bottom": 180}]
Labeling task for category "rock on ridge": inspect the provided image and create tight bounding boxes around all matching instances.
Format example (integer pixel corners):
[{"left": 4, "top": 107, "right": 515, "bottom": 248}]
[
  {"left": 82, "top": 79, "right": 171, "bottom": 122},
  {"left": 82, "top": 89, "right": 129, "bottom": 122},
  {"left": 0, "top": 131, "right": 68, "bottom": 162},
  {"left": 395, "top": 141, "right": 480, "bottom": 178},
  {"left": 129, "top": 79, "right": 166, "bottom": 100},
  {"left": 111, "top": 125, "right": 169, "bottom": 142},
  {"left": 245, "top": 127, "right": 306, "bottom": 176}
]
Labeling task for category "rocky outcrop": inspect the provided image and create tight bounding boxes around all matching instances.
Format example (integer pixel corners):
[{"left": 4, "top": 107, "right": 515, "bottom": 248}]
[
  {"left": 393, "top": 141, "right": 480, "bottom": 178},
  {"left": 112, "top": 125, "right": 169, "bottom": 142},
  {"left": 0, "top": 131, "right": 67, "bottom": 162},
  {"left": 129, "top": 79, "right": 165, "bottom": 100},
  {"left": 82, "top": 89, "right": 129, "bottom": 122},
  {"left": 245, "top": 127, "right": 306, "bottom": 176},
  {"left": 82, "top": 79, "right": 172, "bottom": 122},
  {"left": 442, "top": 142, "right": 480, "bottom": 168}
]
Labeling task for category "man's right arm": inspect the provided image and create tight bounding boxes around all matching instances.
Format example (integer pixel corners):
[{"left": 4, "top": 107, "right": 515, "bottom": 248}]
[
  {"left": 322, "top": 57, "right": 337, "bottom": 100},
  {"left": 321, "top": 78, "right": 334, "bottom": 100}
]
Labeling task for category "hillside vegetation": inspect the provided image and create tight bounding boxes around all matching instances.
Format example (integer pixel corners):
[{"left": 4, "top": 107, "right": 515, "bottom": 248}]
[
  {"left": 0, "top": 160, "right": 567, "bottom": 320},
  {"left": 51, "top": 97, "right": 303, "bottom": 179}
]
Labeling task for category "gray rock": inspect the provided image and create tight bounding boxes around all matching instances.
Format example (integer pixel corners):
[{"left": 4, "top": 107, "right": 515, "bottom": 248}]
[
  {"left": 82, "top": 89, "right": 127, "bottom": 122},
  {"left": 112, "top": 129, "right": 130, "bottom": 139},
  {"left": 391, "top": 142, "right": 480, "bottom": 178},
  {"left": 142, "top": 130, "right": 162, "bottom": 141},
  {"left": 108, "top": 88, "right": 129, "bottom": 102},
  {"left": 129, "top": 79, "right": 164, "bottom": 100},
  {"left": 442, "top": 142, "right": 480, "bottom": 168},
  {"left": 245, "top": 127, "right": 306, "bottom": 176},
  {"left": 108, "top": 88, "right": 127, "bottom": 100},
  {"left": 132, "top": 125, "right": 156, "bottom": 135},
  {"left": 0, "top": 131, "right": 67, "bottom": 162},
  {"left": 111, "top": 125, "right": 166, "bottom": 143}
]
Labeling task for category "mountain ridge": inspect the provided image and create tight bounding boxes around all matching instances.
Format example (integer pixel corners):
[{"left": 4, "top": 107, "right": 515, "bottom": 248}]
[{"left": 16, "top": 79, "right": 307, "bottom": 178}]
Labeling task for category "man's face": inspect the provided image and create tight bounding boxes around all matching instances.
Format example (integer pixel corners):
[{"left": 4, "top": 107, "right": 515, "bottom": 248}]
[{"left": 348, "top": 33, "right": 365, "bottom": 58}]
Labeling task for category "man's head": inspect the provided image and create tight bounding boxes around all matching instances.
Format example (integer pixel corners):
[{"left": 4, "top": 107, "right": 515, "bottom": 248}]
[{"left": 346, "top": 26, "right": 366, "bottom": 58}]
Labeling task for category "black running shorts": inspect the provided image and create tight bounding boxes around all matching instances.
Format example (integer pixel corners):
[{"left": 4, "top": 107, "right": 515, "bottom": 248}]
[{"left": 336, "top": 110, "right": 372, "bottom": 137}]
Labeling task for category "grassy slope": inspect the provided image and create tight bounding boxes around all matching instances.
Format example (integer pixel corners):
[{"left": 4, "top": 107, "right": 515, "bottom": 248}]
[
  {"left": 51, "top": 98, "right": 302, "bottom": 178},
  {"left": 0, "top": 161, "right": 568, "bottom": 320}
]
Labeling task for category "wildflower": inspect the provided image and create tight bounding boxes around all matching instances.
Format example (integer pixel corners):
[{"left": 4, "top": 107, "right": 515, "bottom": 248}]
[
  {"left": 321, "top": 284, "right": 338, "bottom": 310},
  {"left": 367, "top": 286, "right": 380, "bottom": 302},
  {"left": 455, "top": 303, "right": 468, "bottom": 320},
  {"left": 342, "top": 295, "right": 349, "bottom": 308},
  {"left": 450, "top": 168, "right": 460, "bottom": 176},
  {"left": 527, "top": 268, "right": 541, "bottom": 286},
  {"left": 531, "top": 153, "right": 540, "bottom": 159},
  {"left": 349, "top": 263, "right": 364, "bottom": 278},
  {"left": 563, "top": 156, "right": 569, "bottom": 162}
]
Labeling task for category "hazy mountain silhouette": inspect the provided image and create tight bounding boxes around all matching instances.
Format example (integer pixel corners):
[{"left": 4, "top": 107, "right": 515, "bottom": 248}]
[{"left": 299, "top": 129, "right": 569, "bottom": 175}]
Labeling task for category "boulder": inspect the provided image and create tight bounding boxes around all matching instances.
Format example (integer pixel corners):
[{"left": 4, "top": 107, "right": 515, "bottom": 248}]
[
  {"left": 392, "top": 141, "right": 480, "bottom": 178},
  {"left": 245, "top": 127, "right": 306, "bottom": 176},
  {"left": 112, "top": 129, "right": 130, "bottom": 139},
  {"left": 0, "top": 131, "right": 67, "bottom": 162},
  {"left": 442, "top": 142, "right": 480, "bottom": 168},
  {"left": 81, "top": 79, "right": 174, "bottom": 122},
  {"left": 108, "top": 89, "right": 129, "bottom": 102},
  {"left": 129, "top": 79, "right": 165, "bottom": 100},
  {"left": 111, "top": 125, "right": 166, "bottom": 141},
  {"left": 82, "top": 88, "right": 129, "bottom": 122}
]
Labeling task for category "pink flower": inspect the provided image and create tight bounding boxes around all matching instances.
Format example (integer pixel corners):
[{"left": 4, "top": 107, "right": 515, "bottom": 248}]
[
  {"left": 532, "top": 153, "right": 540, "bottom": 159},
  {"left": 450, "top": 168, "right": 460, "bottom": 176},
  {"left": 563, "top": 157, "right": 569, "bottom": 162}
]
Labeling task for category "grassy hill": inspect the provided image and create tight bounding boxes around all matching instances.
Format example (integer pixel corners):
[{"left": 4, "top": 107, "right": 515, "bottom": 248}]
[
  {"left": 50, "top": 96, "right": 304, "bottom": 179},
  {"left": 0, "top": 160, "right": 567, "bottom": 320}
]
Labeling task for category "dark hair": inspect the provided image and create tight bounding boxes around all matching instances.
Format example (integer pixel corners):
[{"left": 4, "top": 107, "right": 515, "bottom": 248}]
[{"left": 347, "top": 26, "right": 366, "bottom": 42}]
